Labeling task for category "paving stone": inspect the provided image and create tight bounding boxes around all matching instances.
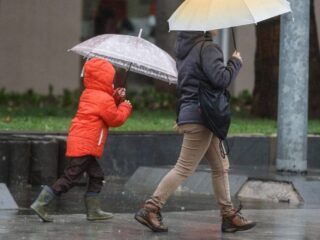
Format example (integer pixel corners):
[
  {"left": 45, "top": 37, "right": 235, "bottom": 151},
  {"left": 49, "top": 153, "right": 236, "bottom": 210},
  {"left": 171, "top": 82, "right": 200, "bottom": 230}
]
[{"left": 1, "top": 209, "right": 320, "bottom": 239}]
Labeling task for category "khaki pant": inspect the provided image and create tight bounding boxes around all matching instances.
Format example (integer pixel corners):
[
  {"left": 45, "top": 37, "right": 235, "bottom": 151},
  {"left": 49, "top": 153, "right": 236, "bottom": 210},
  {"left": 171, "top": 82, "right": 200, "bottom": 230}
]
[{"left": 147, "top": 124, "right": 233, "bottom": 215}]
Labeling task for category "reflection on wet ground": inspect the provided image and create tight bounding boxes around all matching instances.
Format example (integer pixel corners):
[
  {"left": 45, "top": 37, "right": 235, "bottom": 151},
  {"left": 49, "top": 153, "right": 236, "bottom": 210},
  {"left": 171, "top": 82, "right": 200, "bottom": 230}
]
[
  {"left": 10, "top": 177, "right": 307, "bottom": 216},
  {"left": 1, "top": 209, "right": 320, "bottom": 240},
  {"left": 2, "top": 177, "right": 320, "bottom": 239}
]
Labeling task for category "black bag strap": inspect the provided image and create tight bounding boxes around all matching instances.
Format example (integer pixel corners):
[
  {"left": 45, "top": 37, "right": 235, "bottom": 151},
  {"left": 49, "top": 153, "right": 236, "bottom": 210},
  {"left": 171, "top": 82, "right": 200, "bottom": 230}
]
[
  {"left": 176, "top": 39, "right": 208, "bottom": 123},
  {"left": 198, "top": 41, "right": 230, "bottom": 158},
  {"left": 198, "top": 41, "right": 208, "bottom": 84}
]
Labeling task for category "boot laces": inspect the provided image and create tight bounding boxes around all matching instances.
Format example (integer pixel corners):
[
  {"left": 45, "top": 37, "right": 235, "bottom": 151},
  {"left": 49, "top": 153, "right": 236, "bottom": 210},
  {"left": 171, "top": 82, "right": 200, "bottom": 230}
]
[
  {"left": 145, "top": 204, "right": 163, "bottom": 223},
  {"left": 235, "top": 203, "right": 243, "bottom": 214},
  {"left": 156, "top": 211, "right": 163, "bottom": 222},
  {"left": 234, "top": 203, "right": 246, "bottom": 221}
]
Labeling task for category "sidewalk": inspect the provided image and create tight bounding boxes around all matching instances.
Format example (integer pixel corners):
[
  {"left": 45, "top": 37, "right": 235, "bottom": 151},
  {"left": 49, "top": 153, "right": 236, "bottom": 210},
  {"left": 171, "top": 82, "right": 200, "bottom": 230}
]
[
  {"left": 126, "top": 166, "right": 320, "bottom": 206},
  {"left": 2, "top": 167, "right": 320, "bottom": 239},
  {"left": 1, "top": 208, "right": 319, "bottom": 240}
]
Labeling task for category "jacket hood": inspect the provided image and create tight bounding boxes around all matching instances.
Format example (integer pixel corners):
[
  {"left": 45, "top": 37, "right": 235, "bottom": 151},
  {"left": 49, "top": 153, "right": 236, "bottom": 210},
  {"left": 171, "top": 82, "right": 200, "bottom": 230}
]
[
  {"left": 83, "top": 58, "right": 115, "bottom": 94},
  {"left": 175, "top": 31, "right": 212, "bottom": 60}
]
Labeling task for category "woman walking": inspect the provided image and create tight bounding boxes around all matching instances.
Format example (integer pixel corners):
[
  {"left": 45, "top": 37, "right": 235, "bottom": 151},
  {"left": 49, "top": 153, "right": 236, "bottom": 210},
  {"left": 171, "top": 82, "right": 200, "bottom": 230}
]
[{"left": 135, "top": 31, "right": 256, "bottom": 233}]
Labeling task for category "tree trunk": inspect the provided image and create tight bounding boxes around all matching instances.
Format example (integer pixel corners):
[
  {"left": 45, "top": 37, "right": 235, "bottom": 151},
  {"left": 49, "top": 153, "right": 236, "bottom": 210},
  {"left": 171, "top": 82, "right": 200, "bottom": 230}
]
[
  {"left": 251, "top": 17, "right": 280, "bottom": 118},
  {"left": 155, "top": 0, "right": 181, "bottom": 55},
  {"left": 309, "top": 0, "right": 320, "bottom": 118},
  {"left": 154, "top": 0, "right": 182, "bottom": 93},
  {"left": 252, "top": 0, "right": 320, "bottom": 119}
]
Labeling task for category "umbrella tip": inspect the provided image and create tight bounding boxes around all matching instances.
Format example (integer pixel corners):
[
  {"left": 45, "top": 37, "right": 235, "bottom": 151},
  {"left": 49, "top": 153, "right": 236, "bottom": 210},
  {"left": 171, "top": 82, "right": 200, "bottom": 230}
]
[
  {"left": 138, "top": 28, "right": 143, "bottom": 38},
  {"left": 80, "top": 66, "right": 84, "bottom": 78}
]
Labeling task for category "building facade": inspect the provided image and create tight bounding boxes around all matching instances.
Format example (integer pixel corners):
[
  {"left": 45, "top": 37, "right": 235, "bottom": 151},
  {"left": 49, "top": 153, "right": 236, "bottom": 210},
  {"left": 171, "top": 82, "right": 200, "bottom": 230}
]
[
  {"left": 0, "top": 0, "right": 82, "bottom": 94},
  {"left": 0, "top": 0, "right": 319, "bottom": 95}
]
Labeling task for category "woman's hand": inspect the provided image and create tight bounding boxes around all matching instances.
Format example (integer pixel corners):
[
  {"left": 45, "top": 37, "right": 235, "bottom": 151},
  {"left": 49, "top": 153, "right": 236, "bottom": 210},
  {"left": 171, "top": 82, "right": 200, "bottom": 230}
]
[{"left": 232, "top": 51, "right": 243, "bottom": 64}]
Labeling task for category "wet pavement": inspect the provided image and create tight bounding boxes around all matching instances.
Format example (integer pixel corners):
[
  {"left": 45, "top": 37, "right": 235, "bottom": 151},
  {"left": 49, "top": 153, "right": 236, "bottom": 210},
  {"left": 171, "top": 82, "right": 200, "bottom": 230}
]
[
  {"left": 9, "top": 177, "right": 308, "bottom": 214},
  {"left": 1, "top": 208, "right": 320, "bottom": 240},
  {"left": 1, "top": 177, "right": 320, "bottom": 239},
  {"left": 10, "top": 177, "right": 223, "bottom": 214}
]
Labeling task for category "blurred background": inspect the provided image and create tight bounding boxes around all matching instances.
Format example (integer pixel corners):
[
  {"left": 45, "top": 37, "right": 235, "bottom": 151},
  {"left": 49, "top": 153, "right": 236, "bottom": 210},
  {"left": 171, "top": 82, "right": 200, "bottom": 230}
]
[
  {"left": 1, "top": 2, "right": 320, "bottom": 229},
  {"left": 0, "top": 0, "right": 320, "bottom": 121}
]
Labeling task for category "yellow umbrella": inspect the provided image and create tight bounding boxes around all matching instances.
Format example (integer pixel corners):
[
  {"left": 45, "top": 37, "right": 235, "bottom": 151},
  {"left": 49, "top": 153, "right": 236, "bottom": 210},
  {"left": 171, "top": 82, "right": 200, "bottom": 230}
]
[
  {"left": 168, "top": 0, "right": 292, "bottom": 49},
  {"left": 168, "top": 0, "right": 291, "bottom": 31}
]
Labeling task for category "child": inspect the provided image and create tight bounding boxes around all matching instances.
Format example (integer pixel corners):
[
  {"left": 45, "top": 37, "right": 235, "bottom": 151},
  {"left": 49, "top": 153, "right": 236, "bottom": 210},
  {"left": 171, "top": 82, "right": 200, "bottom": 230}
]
[{"left": 30, "top": 58, "right": 132, "bottom": 222}]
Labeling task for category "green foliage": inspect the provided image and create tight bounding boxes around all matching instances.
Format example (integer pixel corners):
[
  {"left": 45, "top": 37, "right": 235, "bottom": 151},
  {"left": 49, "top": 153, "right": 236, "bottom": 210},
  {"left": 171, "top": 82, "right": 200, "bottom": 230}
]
[
  {"left": 1, "top": 109, "right": 319, "bottom": 134},
  {"left": 0, "top": 86, "right": 175, "bottom": 113},
  {"left": 0, "top": 87, "right": 80, "bottom": 113},
  {"left": 231, "top": 90, "right": 253, "bottom": 116},
  {"left": 0, "top": 88, "right": 319, "bottom": 134},
  {"left": 127, "top": 87, "right": 177, "bottom": 110}
]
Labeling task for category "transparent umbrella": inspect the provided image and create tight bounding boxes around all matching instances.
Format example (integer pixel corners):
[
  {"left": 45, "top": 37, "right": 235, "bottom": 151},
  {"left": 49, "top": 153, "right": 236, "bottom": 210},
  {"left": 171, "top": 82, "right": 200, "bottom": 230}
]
[{"left": 69, "top": 30, "right": 177, "bottom": 85}]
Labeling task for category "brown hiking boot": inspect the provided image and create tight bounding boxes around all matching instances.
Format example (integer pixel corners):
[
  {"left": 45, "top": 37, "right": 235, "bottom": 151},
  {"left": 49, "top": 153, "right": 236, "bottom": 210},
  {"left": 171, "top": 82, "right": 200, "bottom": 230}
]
[
  {"left": 134, "top": 203, "right": 168, "bottom": 232},
  {"left": 222, "top": 204, "right": 256, "bottom": 233}
]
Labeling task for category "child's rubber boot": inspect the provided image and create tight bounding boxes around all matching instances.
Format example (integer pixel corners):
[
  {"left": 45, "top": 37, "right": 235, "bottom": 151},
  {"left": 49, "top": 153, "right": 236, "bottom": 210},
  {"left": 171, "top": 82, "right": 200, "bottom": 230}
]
[
  {"left": 84, "top": 194, "right": 113, "bottom": 221},
  {"left": 30, "top": 186, "right": 56, "bottom": 222}
]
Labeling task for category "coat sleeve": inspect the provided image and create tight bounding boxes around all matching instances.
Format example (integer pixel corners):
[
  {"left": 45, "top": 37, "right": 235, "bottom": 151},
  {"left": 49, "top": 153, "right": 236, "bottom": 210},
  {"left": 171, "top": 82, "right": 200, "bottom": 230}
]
[
  {"left": 201, "top": 44, "right": 242, "bottom": 89},
  {"left": 99, "top": 97, "right": 132, "bottom": 127}
]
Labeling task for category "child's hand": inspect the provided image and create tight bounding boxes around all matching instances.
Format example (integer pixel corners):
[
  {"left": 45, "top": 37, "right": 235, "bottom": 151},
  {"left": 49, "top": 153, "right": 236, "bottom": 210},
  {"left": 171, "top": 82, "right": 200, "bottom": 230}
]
[
  {"left": 117, "top": 88, "right": 126, "bottom": 100},
  {"left": 124, "top": 100, "right": 132, "bottom": 106},
  {"left": 113, "top": 88, "right": 126, "bottom": 104}
]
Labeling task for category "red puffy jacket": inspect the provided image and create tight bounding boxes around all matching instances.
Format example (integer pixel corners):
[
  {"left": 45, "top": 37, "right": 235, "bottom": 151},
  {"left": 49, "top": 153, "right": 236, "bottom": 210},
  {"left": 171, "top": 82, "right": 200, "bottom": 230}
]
[{"left": 66, "top": 58, "right": 132, "bottom": 158}]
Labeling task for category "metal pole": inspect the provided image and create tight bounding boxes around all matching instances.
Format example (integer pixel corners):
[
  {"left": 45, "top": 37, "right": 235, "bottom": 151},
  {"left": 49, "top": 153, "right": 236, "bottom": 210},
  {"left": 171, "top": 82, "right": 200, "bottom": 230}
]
[
  {"left": 231, "top": 28, "right": 237, "bottom": 51},
  {"left": 220, "top": 29, "right": 231, "bottom": 65},
  {"left": 277, "top": 0, "right": 310, "bottom": 173}
]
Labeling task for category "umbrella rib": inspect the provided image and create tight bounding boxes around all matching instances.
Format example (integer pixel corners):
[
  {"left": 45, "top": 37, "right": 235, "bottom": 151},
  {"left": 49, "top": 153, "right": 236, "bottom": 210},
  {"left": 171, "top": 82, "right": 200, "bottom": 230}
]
[
  {"left": 78, "top": 46, "right": 173, "bottom": 73},
  {"left": 107, "top": 56, "right": 176, "bottom": 80},
  {"left": 70, "top": 34, "right": 178, "bottom": 83},
  {"left": 242, "top": 0, "right": 258, "bottom": 24},
  {"left": 77, "top": 50, "right": 176, "bottom": 78},
  {"left": 205, "top": 0, "right": 212, "bottom": 32}
]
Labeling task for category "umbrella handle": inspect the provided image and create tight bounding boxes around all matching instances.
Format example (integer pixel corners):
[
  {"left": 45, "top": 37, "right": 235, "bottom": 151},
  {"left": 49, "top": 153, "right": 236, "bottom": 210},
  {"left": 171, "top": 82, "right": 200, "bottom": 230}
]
[
  {"left": 122, "top": 62, "right": 133, "bottom": 87},
  {"left": 231, "top": 28, "right": 237, "bottom": 51}
]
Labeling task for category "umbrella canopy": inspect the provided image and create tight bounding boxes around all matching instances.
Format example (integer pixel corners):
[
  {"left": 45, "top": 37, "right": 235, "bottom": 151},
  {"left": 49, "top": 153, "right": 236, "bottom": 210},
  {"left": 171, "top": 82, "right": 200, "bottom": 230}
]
[
  {"left": 69, "top": 34, "right": 177, "bottom": 84},
  {"left": 168, "top": 0, "right": 292, "bottom": 32}
]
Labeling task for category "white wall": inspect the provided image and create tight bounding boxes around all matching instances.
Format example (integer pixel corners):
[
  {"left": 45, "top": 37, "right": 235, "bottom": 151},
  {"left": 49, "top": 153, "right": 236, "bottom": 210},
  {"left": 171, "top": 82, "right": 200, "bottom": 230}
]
[
  {"left": 1, "top": 1, "right": 319, "bottom": 96},
  {"left": 232, "top": 25, "right": 256, "bottom": 96},
  {"left": 0, "top": 0, "right": 82, "bottom": 94}
]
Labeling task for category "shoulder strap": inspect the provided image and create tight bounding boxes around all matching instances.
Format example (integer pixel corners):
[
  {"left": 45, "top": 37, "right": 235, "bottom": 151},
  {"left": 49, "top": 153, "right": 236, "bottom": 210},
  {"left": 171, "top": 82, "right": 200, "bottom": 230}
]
[
  {"left": 198, "top": 41, "right": 230, "bottom": 157},
  {"left": 198, "top": 41, "right": 211, "bottom": 85},
  {"left": 176, "top": 40, "right": 206, "bottom": 122},
  {"left": 199, "top": 41, "right": 206, "bottom": 71}
]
